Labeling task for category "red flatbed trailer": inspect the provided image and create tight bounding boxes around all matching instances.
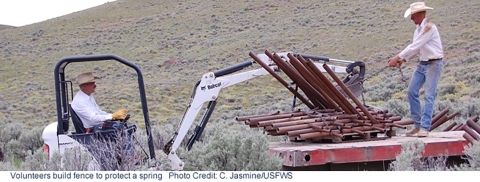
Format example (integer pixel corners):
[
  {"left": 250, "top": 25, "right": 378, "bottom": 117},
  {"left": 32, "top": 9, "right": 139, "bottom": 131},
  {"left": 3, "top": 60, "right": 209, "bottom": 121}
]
[{"left": 269, "top": 131, "right": 469, "bottom": 170}]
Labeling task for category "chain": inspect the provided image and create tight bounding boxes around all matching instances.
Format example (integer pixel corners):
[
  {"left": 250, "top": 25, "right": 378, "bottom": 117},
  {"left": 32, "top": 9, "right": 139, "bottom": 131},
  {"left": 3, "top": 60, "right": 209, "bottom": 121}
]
[{"left": 357, "top": 65, "right": 408, "bottom": 106}]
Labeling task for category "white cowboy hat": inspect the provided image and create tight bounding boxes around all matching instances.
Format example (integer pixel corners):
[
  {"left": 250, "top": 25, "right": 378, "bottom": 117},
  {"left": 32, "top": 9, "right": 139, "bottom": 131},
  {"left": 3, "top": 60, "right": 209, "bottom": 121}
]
[
  {"left": 404, "top": 2, "right": 434, "bottom": 18},
  {"left": 77, "top": 72, "right": 100, "bottom": 85}
]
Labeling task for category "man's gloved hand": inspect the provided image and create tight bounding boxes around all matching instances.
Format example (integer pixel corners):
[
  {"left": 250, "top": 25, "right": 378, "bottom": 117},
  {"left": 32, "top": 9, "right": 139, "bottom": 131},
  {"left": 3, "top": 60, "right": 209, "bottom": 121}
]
[
  {"left": 112, "top": 109, "right": 128, "bottom": 120},
  {"left": 388, "top": 55, "right": 405, "bottom": 68}
]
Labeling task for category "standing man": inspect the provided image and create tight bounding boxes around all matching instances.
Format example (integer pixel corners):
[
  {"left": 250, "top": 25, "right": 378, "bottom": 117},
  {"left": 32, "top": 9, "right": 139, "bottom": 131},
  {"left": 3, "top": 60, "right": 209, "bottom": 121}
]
[
  {"left": 388, "top": 2, "right": 444, "bottom": 137},
  {"left": 71, "top": 72, "right": 128, "bottom": 130}
]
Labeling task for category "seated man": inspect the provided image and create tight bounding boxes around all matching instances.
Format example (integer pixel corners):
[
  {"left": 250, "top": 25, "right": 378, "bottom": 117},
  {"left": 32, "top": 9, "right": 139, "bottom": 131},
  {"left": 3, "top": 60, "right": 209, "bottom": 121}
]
[{"left": 71, "top": 72, "right": 128, "bottom": 130}]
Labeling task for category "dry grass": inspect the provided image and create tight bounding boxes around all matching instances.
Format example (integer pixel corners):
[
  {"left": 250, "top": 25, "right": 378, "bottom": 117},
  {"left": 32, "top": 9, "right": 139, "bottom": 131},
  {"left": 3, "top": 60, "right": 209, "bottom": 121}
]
[
  {"left": 0, "top": 0, "right": 478, "bottom": 129},
  {"left": 0, "top": 0, "right": 479, "bottom": 156}
]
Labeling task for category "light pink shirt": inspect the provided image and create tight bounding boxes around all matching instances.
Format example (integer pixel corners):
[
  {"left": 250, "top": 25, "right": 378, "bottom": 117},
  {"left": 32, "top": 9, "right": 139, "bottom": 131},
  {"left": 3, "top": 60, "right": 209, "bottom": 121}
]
[
  {"left": 71, "top": 90, "right": 112, "bottom": 128},
  {"left": 398, "top": 18, "right": 444, "bottom": 62}
]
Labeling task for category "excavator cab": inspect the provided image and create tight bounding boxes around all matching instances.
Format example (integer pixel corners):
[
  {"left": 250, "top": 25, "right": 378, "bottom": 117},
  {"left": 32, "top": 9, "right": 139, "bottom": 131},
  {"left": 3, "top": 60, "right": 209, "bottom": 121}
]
[{"left": 42, "top": 54, "right": 155, "bottom": 170}]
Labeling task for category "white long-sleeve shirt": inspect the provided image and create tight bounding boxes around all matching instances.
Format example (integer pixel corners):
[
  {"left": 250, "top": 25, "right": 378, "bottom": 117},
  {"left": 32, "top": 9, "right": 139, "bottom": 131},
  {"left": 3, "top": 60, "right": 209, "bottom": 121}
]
[
  {"left": 71, "top": 90, "right": 112, "bottom": 128},
  {"left": 398, "top": 18, "right": 444, "bottom": 62}
]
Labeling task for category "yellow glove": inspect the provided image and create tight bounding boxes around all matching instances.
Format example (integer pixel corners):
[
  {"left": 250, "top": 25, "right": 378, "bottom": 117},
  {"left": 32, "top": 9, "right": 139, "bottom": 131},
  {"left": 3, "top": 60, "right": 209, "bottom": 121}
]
[{"left": 112, "top": 109, "right": 128, "bottom": 120}]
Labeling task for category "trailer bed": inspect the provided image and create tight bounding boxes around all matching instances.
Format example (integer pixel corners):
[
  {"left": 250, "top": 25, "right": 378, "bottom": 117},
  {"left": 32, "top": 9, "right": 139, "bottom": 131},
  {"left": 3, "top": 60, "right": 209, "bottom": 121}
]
[{"left": 269, "top": 131, "right": 469, "bottom": 170}]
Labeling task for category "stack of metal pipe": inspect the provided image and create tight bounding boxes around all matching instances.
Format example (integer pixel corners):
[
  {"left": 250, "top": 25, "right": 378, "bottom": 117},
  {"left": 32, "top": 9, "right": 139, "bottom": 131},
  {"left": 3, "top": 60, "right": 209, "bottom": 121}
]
[
  {"left": 237, "top": 107, "right": 409, "bottom": 142},
  {"left": 236, "top": 50, "right": 467, "bottom": 142},
  {"left": 235, "top": 50, "right": 412, "bottom": 142},
  {"left": 442, "top": 115, "right": 480, "bottom": 143}
]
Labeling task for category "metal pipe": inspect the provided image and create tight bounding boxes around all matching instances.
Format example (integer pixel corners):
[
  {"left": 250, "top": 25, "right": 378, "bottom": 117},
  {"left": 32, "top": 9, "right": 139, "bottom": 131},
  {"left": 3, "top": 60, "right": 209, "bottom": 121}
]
[
  {"left": 302, "top": 57, "right": 359, "bottom": 115},
  {"left": 277, "top": 124, "right": 313, "bottom": 134},
  {"left": 247, "top": 112, "right": 301, "bottom": 123},
  {"left": 287, "top": 53, "right": 341, "bottom": 111},
  {"left": 299, "top": 132, "right": 331, "bottom": 140},
  {"left": 323, "top": 64, "right": 379, "bottom": 124},
  {"left": 442, "top": 122, "right": 457, "bottom": 132},
  {"left": 295, "top": 55, "right": 354, "bottom": 112},
  {"left": 431, "top": 108, "right": 449, "bottom": 125},
  {"left": 386, "top": 123, "right": 407, "bottom": 129},
  {"left": 287, "top": 128, "right": 316, "bottom": 137},
  {"left": 336, "top": 114, "right": 359, "bottom": 119},
  {"left": 472, "top": 116, "right": 479, "bottom": 123},
  {"left": 429, "top": 115, "right": 448, "bottom": 131},
  {"left": 394, "top": 119, "right": 414, "bottom": 126},
  {"left": 467, "top": 119, "right": 480, "bottom": 134},
  {"left": 236, "top": 111, "right": 280, "bottom": 121},
  {"left": 271, "top": 118, "right": 322, "bottom": 128},
  {"left": 257, "top": 116, "right": 307, "bottom": 127},
  {"left": 453, "top": 123, "right": 466, "bottom": 131},
  {"left": 352, "top": 129, "right": 366, "bottom": 135},
  {"left": 266, "top": 51, "right": 327, "bottom": 108},
  {"left": 249, "top": 51, "right": 315, "bottom": 109},
  {"left": 463, "top": 126, "right": 480, "bottom": 140},
  {"left": 309, "top": 124, "right": 332, "bottom": 133},
  {"left": 463, "top": 132, "right": 477, "bottom": 144}
]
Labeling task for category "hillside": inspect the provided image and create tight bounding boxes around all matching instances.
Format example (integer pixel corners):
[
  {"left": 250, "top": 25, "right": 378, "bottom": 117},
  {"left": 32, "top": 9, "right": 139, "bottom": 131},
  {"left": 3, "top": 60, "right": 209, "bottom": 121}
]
[
  {"left": 0, "top": 0, "right": 479, "bottom": 129},
  {"left": 0, "top": 25, "right": 15, "bottom": 30}
]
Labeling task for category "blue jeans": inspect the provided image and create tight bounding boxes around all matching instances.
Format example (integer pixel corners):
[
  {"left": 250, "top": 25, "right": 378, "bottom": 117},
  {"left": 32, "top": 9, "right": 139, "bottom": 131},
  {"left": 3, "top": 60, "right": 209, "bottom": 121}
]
[{"left": 407, "top": 60, "right": 443, "bottom": 131}]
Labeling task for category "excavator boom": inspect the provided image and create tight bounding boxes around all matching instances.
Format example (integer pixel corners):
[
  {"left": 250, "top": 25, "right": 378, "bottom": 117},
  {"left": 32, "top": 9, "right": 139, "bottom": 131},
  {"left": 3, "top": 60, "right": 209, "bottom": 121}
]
[{"left": 163, "top": 51, "right": 366, "bottom": 170}]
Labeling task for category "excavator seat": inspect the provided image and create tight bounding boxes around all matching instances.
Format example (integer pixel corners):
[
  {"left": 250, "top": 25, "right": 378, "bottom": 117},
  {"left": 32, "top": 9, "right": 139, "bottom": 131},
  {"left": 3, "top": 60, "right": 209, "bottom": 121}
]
[{"left": 69, "top": 104, "right": 87, "bottom": 134}]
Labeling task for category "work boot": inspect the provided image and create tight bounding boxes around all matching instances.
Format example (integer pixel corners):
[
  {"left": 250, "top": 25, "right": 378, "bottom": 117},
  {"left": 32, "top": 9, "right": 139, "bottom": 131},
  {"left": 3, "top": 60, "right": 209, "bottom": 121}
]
[
  {"left": 406, "top": 127, "right": 420, "bottom": 137},
  {"left": 416, "top": 128, "right": 429, "bottom": 137}
]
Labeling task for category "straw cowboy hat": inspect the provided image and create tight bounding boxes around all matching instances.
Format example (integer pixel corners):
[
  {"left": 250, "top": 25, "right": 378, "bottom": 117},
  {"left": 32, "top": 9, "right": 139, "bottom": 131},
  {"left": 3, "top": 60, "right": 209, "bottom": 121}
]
[
  {"left": 77, "top": 72, "right": 100, "bottom": 85},
  {"left": 404, "top": 2, "right": 433, "bottom": 18}
]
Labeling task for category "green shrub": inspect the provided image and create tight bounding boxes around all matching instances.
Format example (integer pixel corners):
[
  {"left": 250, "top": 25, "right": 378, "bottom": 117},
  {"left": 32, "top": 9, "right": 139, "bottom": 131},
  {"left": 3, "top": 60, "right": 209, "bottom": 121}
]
[
  {"left": 0, "top": 123, "right": 23, "bottom": 145},
  {"left": 452, "top": 141, "right": 480, "bottom": 170},
  {"left": 385, "top": 99, "right": 409, "bottom": 118},
  {"left": 389, "top": 140, "right": 448, "bottom": 171},
  {"left": 5, "top": 140, "right": 24, "bottom": 159},
  {"left": 19, "top": 127, "right": 44, "bottom": 156},
  {"left": 180, "top": 121, "right": 283, "bottom": 171},
  {"left": 0, "top": 161, "right": 16, "bottom": 171}
]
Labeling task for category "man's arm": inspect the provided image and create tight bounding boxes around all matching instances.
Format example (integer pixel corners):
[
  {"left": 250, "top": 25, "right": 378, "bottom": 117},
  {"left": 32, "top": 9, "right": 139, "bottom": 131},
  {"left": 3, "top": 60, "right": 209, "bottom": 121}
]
[
  {"left": 398, "top": 23, "right": 435, "bottom": 60},
  {"left": 72, "top": 101, "right": 112, "bottom": 128}
]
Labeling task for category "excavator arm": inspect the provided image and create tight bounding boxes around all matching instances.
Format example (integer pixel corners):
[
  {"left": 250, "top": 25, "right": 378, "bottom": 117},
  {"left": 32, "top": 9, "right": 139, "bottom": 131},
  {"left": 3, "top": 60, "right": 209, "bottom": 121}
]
[{"left": 162, "top": 52, "right": 365, "bottom": 170}]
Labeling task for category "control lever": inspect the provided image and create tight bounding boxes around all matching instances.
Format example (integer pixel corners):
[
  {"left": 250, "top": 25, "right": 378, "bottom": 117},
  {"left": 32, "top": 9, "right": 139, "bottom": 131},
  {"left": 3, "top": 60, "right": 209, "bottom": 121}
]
[{"left": 122, "top": 114, "right": 131, "bottom": 123}]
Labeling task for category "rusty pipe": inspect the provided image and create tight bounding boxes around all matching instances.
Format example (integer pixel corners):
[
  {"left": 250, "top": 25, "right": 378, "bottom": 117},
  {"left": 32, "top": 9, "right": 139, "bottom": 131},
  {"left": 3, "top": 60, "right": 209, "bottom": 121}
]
[
  {"left": 473, "top": 116, "right": 479, "bottom": 123},
  {"left": 249, "top": 51, "right": 315, "bottom": 109},
  {"left": 386, "top": 123, "right": 407, "bottom": 129},
  {"left": 431, "top": 108, "right": 449, "bottom": 125},
  {"left": 323, "top": 63, "right": 379, "bottom": 124},
  {"left": 270, "top": 52, "right": 328, "bottom": 108},
  {"left": 301, "top": 57, "right": 359, "bottom": 115},
  {"left": 336, "top": 114, "right": 359, "bottom": 119},
  {"left": 236, "top": 111, "right": 280, "bottom": 121},
  {"left": 247, "top": 112, "right": 306, "bottom": 125},
  {"left": 430, "top": 115, "right": 448, "bottom": 131},
  {"left": 299, "top": 132, "right": 331, "bottom": 139},
  {"left": 267, "top": 51, "right": 328, "bottom": 108},
  {"left": 430, "top": 111, "right": 458, "bottom": 131},
  {"left": 463, "top": 132, "right": 477, "bottom": 144},
  {"left": 309, "top": 124, "right": 332, "bottom": 133},
  {"left": 257, "top": 116, "right": 307, "bottom": 127},
  {"left": 467, "top": 119, "right": 480, "bottom": 134},
  {"left": 463, "top": 126, "right": 480, "bottom": 140},
  {"left": 372, "top": 126, "right": 386, "bottom": 132},
  {"left": 334, "top": 119, "right": 352, "bottom": 123},
  {"left": 293, "top": 54, "right": 349, "bottom": 110},
  {"left": 442, "top": 122, "right": 457, "bottom": 132},
  {"left": 287, "top": 53, "right": 341, "bottom": 111},
  {"left": 287, "top": 128, "right": 316, "bottom": 136},
  {"left": 394, "top": 119, "right": 414, "bottom": 126},
  {"left": 453, "top": 123, "right": 466, "bottom": 131},
  {"left": 387, "top": 116, "right": 402, "bottom": 121},
  {"left": 271, "top": 118, "right": 322, "bottom": 128},
  {"left": 351, "top": 129, "right": 366, "bottom": 135}
]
